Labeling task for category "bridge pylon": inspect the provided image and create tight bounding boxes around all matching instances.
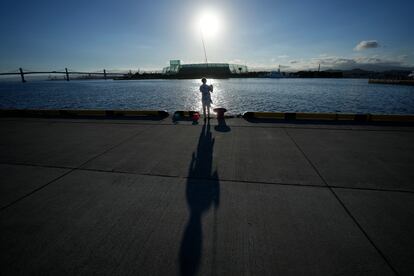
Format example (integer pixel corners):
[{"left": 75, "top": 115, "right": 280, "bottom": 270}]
[
  {"left": 19, "top": 68, "right": 26, "bottom": 83},
  {"left": 65, "top": 68, "right": 70, "bottom": 81}
]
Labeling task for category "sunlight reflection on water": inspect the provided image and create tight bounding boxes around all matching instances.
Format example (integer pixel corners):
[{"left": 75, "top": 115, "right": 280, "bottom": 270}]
[{"left": 1, "top": 78, "right": 414, "bottom": 114}]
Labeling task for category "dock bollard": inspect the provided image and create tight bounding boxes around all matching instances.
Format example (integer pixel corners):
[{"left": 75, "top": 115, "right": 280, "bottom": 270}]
[{"left": 213, "top": 108, "right": 227, "bottom": 119}]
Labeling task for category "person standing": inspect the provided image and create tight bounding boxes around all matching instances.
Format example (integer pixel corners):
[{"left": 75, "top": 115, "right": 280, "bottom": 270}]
[{"left": 199, "top": 77, "right": 213, "bottom": 120}]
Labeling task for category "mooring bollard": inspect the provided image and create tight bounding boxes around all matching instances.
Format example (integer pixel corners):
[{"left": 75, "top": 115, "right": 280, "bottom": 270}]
[{"left": 213, "top": 108, "right": 227, "bottom": 119}]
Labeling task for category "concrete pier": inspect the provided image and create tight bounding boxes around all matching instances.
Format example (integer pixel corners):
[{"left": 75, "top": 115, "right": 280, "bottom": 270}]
[{"left": 1, "top": 117, "right": 413, "bottom": 275}]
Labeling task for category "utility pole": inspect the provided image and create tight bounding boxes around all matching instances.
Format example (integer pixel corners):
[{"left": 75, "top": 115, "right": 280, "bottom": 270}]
[
  {"left": 65, "top": 68, "right": 70, "bottom": 81},
  {"left": 19, "top": 68, "right": 26, "bottom": 83}
]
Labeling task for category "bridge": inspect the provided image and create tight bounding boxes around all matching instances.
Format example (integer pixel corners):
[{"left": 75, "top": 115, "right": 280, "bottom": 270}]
[{"left": 0, "top": 68, "right": 134, "bottom": 82}]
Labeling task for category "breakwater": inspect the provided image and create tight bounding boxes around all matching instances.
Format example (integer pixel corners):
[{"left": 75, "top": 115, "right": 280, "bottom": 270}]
[{"left": 369, "top": 79, "right": 414, "bottom": 86}]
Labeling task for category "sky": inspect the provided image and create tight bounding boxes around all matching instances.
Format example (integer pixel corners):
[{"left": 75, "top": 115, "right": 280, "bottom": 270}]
[{"left": 1, "top": 0, "right": 413, "bottom": 72}]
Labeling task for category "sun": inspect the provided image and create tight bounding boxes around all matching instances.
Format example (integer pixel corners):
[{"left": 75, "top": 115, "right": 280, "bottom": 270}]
[{"left": 196, "top": 9, "right": 222, "bottom": 38}]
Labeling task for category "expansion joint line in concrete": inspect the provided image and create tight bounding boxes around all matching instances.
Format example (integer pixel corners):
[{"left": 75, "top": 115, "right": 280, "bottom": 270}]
[
  {"left": 0, "top": 168, "right": 75, "bottom": 212},
  {"left": 2, "top": 161, "right": 414, "bottom": 195},
  {"left": 0, "top": 128, "right": 146, "bottom": 213},
  {"left": 283, "top": 128, "right": 400, "bottom": 276}
]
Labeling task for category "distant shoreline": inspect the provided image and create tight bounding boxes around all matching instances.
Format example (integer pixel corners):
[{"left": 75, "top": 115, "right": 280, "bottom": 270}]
[
  {"left": 369, "top": 79, "right": 414, "bottom": 86},
  {"left": 114, "top": 69, "right": 414, "bottom": 81}
]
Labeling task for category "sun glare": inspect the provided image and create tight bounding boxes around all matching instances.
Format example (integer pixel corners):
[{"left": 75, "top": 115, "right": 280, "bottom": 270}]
[{"left": 196, "top": 10, "right": 222, "bottom": 38}]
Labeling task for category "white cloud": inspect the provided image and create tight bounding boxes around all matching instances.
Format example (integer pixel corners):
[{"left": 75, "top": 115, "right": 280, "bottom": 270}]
[
  {"left": 227, "top": 59, "right": 244, "bottom": 64},
  {"left": 277, "top": 55, "right": 289, "bottom": 58},
  {"left": 229, "top": 53, "right": 412, "bottom": 72},
  {"left": 251, "top": 55, "right": 413, "bottom": 72},
  {"left": 397, "top": 54, "right": 409, "bottom": 61},
  {"left": 308, "top": 55, "right": 411, "bottom": 71},
  {"left": 354, "top": 40, "right": 379, "bottom": 51}
]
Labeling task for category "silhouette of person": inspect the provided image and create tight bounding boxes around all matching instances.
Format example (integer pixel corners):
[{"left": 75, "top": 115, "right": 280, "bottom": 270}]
[{"left": 199, "top": 78, "right": 213, "bottom": 120}]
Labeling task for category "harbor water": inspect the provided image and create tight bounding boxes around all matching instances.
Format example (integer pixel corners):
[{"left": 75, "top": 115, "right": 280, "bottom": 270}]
[{"left": 1, "top": 78, "right": 414, "bottom": 115}]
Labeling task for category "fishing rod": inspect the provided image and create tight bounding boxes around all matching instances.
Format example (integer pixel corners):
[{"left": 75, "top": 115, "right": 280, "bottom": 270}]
[{"left": 201, "top": 30, "right": 208, "bottom": 64}]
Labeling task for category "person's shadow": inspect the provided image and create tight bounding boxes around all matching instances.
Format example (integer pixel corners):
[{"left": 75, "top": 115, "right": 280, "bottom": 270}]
[{"left": 179, "top": 122, "right": 220, "bottom": 276}]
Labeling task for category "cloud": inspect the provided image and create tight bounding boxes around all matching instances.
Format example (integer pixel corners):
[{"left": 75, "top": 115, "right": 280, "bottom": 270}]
[
  {"left": 397, "top": 54, "right": 409, "bottom": 61},
  {"left": 277, "top": 55, "right": 289, "bottom": 59},
  {"left": 238, "top": 54, "right": 413, "bottom": 72},
  {"left": 227, "top": 59, "right": 247, "bottom": 65},
  {"left": 309, "top": 55, "right": 411, "bottom": 71},
  {"left": 354, "top": 40, "right": 379, "bottom": 51},
  {"left": 279, "top": 65, "right": 290, "bottom": 69},
  {"left": 313, "top": 57, "right": 356, "bottom": 67}
]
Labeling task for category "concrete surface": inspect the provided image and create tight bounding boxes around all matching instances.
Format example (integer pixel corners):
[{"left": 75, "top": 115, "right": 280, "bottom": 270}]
[{"left": 1, "top": 117, "right": 413, "bottom": 275}]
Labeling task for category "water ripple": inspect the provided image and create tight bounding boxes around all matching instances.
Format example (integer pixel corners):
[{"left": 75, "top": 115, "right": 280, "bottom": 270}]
[{"left": 0, "top": 78, "right": 413, "bottom": 114}]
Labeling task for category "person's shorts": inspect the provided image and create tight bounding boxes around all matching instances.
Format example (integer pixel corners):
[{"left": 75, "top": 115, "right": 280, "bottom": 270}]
[{"left": 202, "top": 98, "right": 211, "bottom": 107}]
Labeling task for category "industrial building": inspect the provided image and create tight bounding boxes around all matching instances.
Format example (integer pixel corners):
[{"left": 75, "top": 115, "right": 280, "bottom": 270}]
[{"left": 162, "top": 60, "right": 248, "bottom": 78}]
